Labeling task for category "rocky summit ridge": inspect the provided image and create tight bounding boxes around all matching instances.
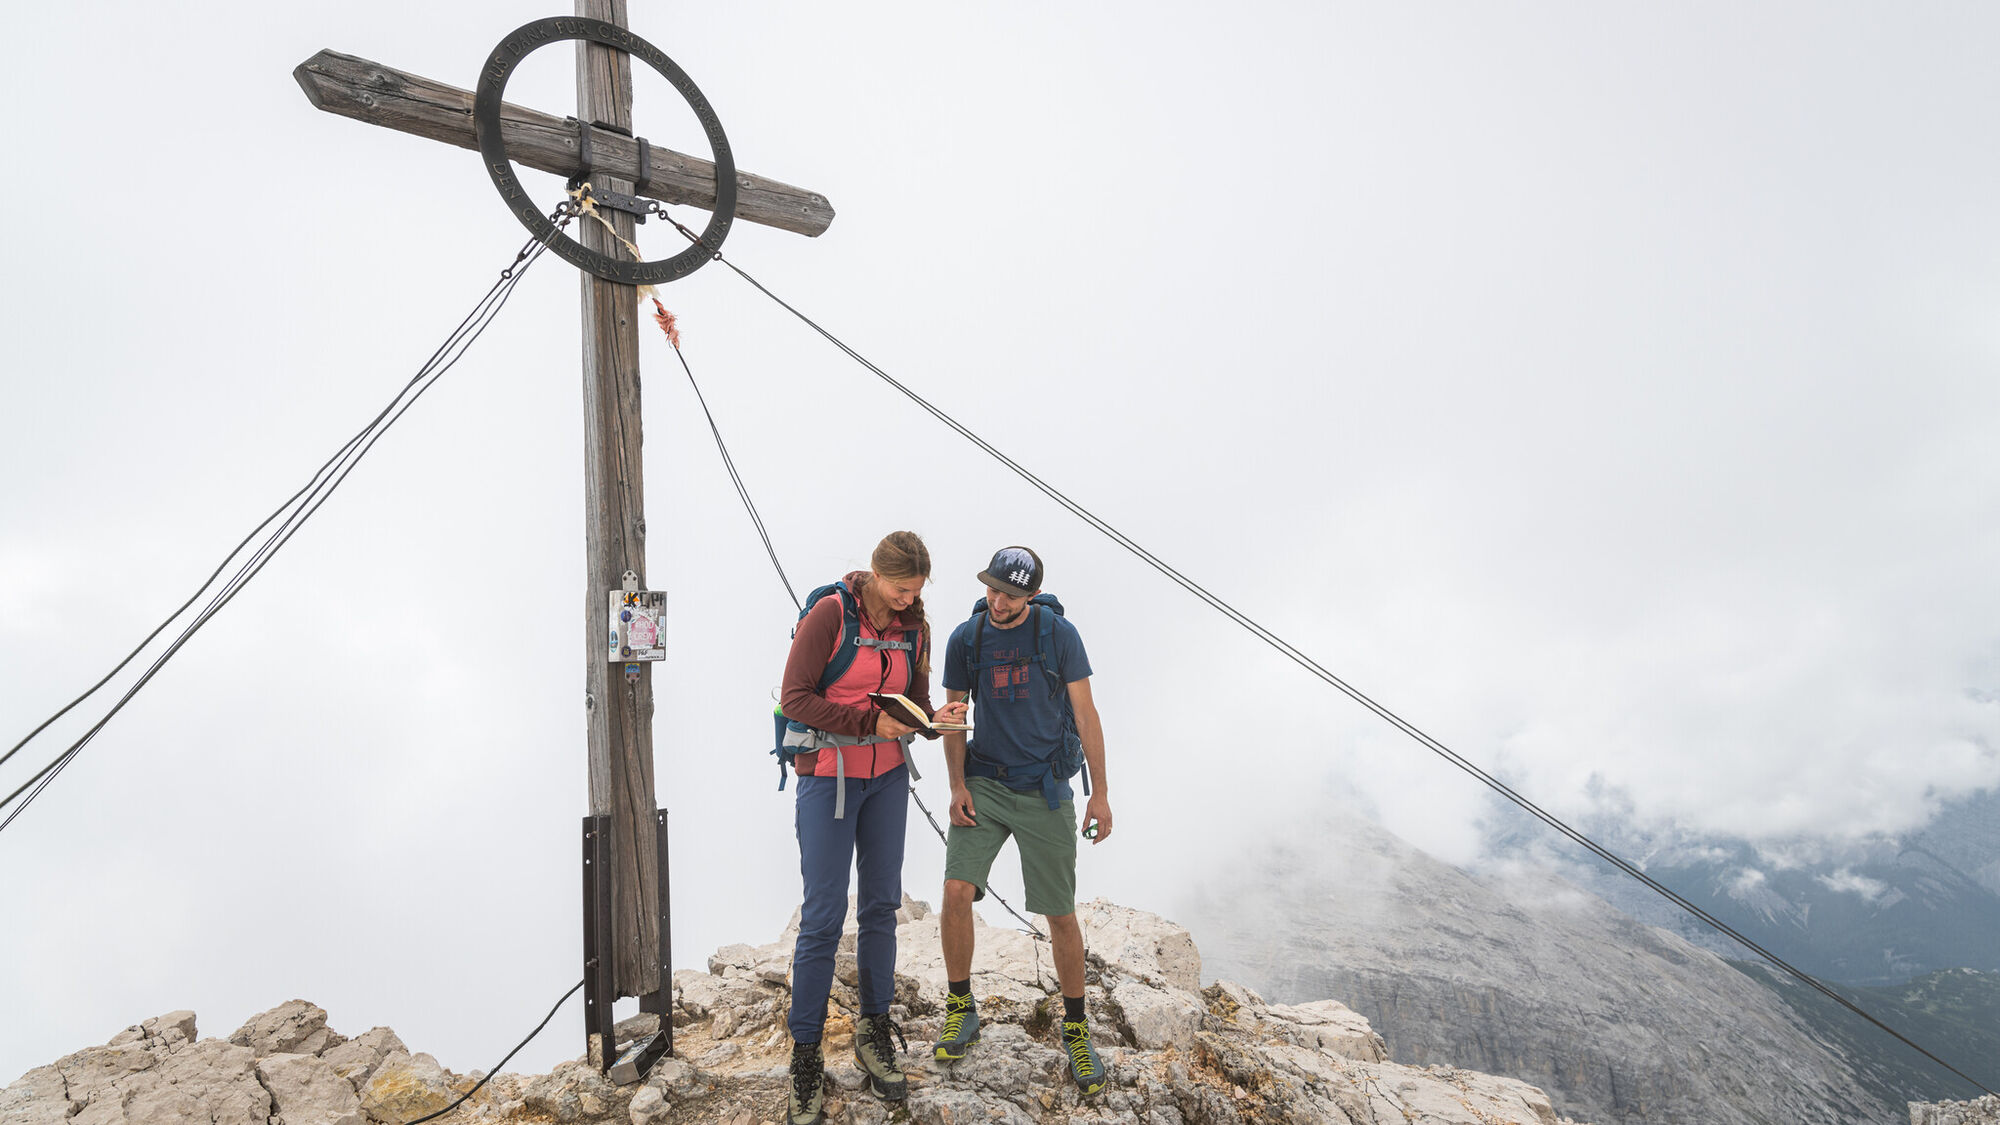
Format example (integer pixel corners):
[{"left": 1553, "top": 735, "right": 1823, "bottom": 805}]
[{"left": 8, "top": 899, "right": 1591, "bottom": 1125}]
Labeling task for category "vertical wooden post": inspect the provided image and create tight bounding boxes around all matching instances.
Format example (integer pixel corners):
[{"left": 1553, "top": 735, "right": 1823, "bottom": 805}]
[{"left": 576, "top": 0, "right": 663, "bottom": 1028}]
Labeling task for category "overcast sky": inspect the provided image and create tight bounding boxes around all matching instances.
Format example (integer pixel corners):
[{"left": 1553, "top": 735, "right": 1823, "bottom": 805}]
[{"left": 4, "top": 0, "right": 1998, "bottom": 1087}]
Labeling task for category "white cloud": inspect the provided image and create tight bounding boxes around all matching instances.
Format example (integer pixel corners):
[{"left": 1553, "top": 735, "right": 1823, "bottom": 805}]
[{"left": 1815, "top": 868, "right": 1892, "bottom": 904}]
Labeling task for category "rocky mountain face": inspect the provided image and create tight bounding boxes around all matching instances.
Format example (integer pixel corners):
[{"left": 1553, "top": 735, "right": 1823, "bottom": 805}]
[
  {"left": 1495, "top": 789, "right": 2000, "bottom": 984},
  {"left": 3, "top": 900, "right": 1590, "bottom": 1125},
  {"left": 1182, "top": 812, "right": 1899, "bottom": 1125}
]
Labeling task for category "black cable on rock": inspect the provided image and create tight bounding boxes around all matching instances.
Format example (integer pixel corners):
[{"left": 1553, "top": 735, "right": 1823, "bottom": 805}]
[
  {"left": 403, "top": 979, "right": 584, "bottom": 1125},
  {"left": 656, "top": 210, "right": 1997, "bottom": 1099}
]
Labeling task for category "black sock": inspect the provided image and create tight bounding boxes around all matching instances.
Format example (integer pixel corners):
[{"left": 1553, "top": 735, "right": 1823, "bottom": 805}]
[
  {"left": 1064, "top": 995, "right": 1086, "bottom": 1024},
  {"left": 949, "top": 979, "right": 971, "bottom": 998}
]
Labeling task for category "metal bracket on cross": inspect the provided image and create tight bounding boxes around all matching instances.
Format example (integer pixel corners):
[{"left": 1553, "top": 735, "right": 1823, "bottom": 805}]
[{"left": 474, "top": 17, "right": 737, "bottom": 285}]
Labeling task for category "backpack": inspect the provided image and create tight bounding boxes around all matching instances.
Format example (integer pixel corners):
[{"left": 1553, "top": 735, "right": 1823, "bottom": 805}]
[
  {"left": 769, "top": 580, "right": 924, "bottom": 792},
  {"left": 960, "top": 593, "right": 1088, "bottom": 810}
]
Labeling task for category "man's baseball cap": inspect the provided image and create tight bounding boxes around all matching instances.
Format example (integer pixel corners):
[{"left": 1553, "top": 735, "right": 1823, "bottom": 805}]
[{"left": 976, "top": 546, "right": 1044, "bottom": 597}]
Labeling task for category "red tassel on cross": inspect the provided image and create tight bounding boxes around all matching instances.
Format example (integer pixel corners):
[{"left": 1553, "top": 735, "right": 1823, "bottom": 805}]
[{"left": 651, "top": 298, "right": 681, "bottom": 349}]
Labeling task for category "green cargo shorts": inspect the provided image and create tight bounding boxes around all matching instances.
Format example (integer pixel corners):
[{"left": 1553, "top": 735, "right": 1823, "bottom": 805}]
[{"left": 944, "top": 775, "right": 1078, "bottom": 918}]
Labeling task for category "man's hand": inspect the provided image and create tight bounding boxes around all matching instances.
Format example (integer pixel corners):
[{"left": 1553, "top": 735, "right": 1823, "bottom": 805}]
[
  {"left": 1082, "top": 794, "right": 1113, "bottom": 844},
  {"left": 949, "top": 784, "right": 978, "bottom": 827}
]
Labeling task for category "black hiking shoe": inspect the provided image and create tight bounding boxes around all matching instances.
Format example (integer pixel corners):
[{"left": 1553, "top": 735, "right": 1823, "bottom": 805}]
[
  {"left": 853, "top": 1013, "right": 908, "bottom": 1101},
  {"left": 787, "top": 1040, "right": 827, "bottom": 1125}
]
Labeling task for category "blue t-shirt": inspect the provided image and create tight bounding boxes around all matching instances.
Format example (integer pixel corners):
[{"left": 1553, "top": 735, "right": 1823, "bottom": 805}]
[{"left": 942, "top": 607, "right": 1092, "bottom": 801}]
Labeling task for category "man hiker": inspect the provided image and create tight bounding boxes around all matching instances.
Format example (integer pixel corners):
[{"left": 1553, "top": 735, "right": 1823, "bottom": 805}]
[{"left": 934, "top": 545, "right": 1114, "bottom": 1094}]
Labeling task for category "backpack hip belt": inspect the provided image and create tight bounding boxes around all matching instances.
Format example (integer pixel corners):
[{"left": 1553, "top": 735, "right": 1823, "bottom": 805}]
[
  {"left": 963, "top": 743, "right": 1076, "bottom": 812},
  {"left": 782, "top": 725, "right": 918, "bottom": 819}
]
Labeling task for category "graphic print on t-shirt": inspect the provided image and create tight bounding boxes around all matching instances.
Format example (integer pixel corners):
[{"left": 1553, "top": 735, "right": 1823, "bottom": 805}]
[{"left": 987, "top": 645, "right": 1031, "bottom": 701}]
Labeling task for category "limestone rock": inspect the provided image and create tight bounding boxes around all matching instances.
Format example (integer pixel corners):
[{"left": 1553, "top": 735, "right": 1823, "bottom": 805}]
[
  {"left": 628, "top": 898, "right": 1590, "bottom": 1125},
  {"left": 357, "top": 1052, "right": 457, "bottom": 1124},
  {"left": 0, "top": 1010, "right": 269, "bottom": 1125},
  {"left": 1108, "top": 977, "right": 1206, "bottom": 1050},
  {"left": 644, "top": 1056, "right": 700, "bottom": 1096},
  {"left": 108, "top": 1011, "right": 197, "bottom": 1050},
  {"left": 520, "top": 1059, "right": 630, "bottom": 1122},
  {"left": 320, "top": 1027, "right": 407, "bottom": 1093},
  {"left": 628, "top": 1082, "right": 670, "bottom": 1125},
  {"left": 1262, "top": 998, "right": 1386, "bottom": 1062},
  {"left": 611, "top": 1012, "right": 660, "bottom": 1042},
  {"left": 1912, "top": 1095, "right": 2000, "bottom": 1125},
  {"left": 0, "top": 1064, "right": 75, "bottom": 1125},
  {"left": 1079, "top": 899, "right": 1203, "bottom": 991},
  {"left": 894, "top": 911, "right": 1060, "bottom": 1005},
  {"left": 5, "top": 898, "right": 1597, "bottom": 1125},
  {"left": 72, "top": 1038, "right": 268, "bottom": 1125},
  {"left": 257, "top": 1052, "right": 364, "bottom": 1125},
  {"left": 230, "top": 1000, "right": 345, "bottom": 1058}
]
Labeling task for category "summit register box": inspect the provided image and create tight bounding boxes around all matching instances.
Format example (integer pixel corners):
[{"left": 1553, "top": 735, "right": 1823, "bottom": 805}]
[{"left": 609, "top": 589, "right": 668, "bottom": 662}]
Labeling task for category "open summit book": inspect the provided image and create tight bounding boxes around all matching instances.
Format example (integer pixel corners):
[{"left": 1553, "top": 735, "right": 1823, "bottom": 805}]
[{"left": 868, "top": 692, "right": 971, "bottom": 732}]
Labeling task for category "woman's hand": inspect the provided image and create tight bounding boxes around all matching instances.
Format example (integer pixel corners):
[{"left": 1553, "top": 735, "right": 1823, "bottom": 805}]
[
  {"left": 875, "top": 711, "right": 918, "bottom": 739},
  {"left": 935, "top": 700, "right": 970, "bottom": 725}
]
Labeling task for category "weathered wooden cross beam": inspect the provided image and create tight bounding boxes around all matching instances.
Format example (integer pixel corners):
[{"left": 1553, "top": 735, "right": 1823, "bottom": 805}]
[
  {"left": 293, "top": 51, "right": 835, "bottom": 237},
  {"left": 295, "top": 2, "right": 834, "bottom": 1071}
]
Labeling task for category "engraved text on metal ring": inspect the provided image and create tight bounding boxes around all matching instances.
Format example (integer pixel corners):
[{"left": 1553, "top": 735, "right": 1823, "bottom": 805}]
[{"left": 473, "top": 17, "right": 736, "bottom": 285}]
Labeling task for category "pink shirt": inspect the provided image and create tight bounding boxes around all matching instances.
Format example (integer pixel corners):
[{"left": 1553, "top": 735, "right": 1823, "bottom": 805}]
[{"left": 779, "top": 572, "right": 937, "bottom": 780}]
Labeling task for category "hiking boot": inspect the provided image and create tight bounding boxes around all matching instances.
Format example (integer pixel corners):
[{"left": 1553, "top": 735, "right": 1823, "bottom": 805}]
[
  {"left": 1063, "top": 1020, "right": 1107, "bottom": 1096},
  {"left": 787, "top": 1041, "right": 826, "bottom": 1125},
  {"left": 933, "top": 992, "right": 980, "bottom": 1062},
  {"left": 853, "top": 1013, "right": 908, "bottom": 1101}
]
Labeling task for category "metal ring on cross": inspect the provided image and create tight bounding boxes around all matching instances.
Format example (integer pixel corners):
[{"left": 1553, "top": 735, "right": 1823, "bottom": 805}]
[{"left": 474, "top": 17, "right": 736, "bottom": 285}]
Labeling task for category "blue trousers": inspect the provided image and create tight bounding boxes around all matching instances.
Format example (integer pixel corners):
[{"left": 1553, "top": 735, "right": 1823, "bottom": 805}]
[{"left": 789, "top": 764, "right": 908, "bottom": 1042}]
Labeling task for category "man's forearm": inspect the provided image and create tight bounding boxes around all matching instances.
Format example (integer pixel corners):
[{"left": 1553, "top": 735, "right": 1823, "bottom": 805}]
[
  {"left": 1078, "top": 703, "right": 1107, "bottom": 796},
  {"left": 944, "top": 733, "right": 968, "bottom": 788},
  {"left": 943, "top": 689, "right": 969, "bottom": 787}
]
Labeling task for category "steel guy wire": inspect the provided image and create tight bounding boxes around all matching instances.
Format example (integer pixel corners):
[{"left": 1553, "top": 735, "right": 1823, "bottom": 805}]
[
  {"left": 654, "top": 206, "right": 1996, "bottom": 1098},
  {"left": 1, "top": 206, "right": 577, "bottom": 833},
  {"left": 659, "top": 336, "right": 800, "bottom": 615}
]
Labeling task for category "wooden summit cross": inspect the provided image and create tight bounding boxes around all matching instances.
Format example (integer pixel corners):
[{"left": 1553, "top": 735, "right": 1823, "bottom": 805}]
[{"left": 294, "top": 1, "right": 834, "bottom": 1070}]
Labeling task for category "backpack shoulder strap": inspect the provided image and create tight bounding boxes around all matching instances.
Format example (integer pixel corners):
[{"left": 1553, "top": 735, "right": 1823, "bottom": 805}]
[
  {"left": 963, "top": 610, "right": 988, "bottom": 702},
  {"left": 813, "top": 581, "right": 865, "bottom": 693},
  {"left": 1035, "top": 603, "right": 1066, "bottom": 698}
]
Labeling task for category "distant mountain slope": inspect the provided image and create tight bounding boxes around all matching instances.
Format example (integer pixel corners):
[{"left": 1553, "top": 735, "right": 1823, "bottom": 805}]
[
  {"left": 1182, "top": 813, "right": 1896, "bottom": 1125},
  {"left": 1912, "top": 790, "right": 2000, "bottom": 898},
  {"left": 1494, "top": 789, "right": 2000, "bottom": 984},
  {"left": 1733, "top": 964, "right": 2000, "bottom": 1107}
]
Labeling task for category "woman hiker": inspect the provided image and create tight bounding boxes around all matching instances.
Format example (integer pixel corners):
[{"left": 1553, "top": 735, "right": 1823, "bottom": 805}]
[{"left": 776, "top": 531, "right": 968, "bottom": 1125}]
